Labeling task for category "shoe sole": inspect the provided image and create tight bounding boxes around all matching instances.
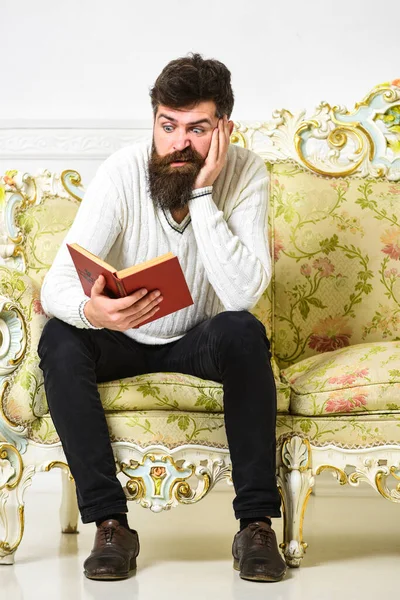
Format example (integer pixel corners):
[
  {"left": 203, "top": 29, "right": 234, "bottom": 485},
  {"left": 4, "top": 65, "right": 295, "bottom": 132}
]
[
  {"left": 84, "top": 557, "right": 137, "bottom": 581},
  {"left": 233, "top": 559, "right": 286, "bottom": 583}
]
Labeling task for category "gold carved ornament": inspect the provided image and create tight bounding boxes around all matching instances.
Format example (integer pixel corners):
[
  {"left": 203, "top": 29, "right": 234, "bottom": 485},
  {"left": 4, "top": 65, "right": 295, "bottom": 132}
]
[{"left": 0, "top": 444, "right": 25, "bottom": 554}]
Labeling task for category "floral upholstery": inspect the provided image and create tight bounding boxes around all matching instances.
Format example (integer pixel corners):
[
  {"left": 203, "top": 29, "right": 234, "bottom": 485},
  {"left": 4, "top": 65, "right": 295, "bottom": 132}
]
[
  {"left": 7, "top": 353, "right": 290, "bottom": 426},
  {"left": 16, "top": 194, "right": 80, "bottom": 287},
  {"left": 28, "top": 411, "right": 400, "bottom": 448},
  {"left": 282, "top": 341, "right": 400, "bottom": 415},
  {"left": 266, "top": 162, "right": 400, "bottom": 371},
  {"left": 99, "top": 373, "right": 289, "bottom": 415}
]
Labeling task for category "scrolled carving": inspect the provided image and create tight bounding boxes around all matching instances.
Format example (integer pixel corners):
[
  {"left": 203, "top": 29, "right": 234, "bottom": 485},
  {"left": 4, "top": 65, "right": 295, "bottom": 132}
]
[
  {"left": 43, "top": 460, "right": 74, "bottom": 481},
  {"left": 126, "top": 477, "right": 146, "bottom": 502},
  {"left": 310, "top": 444, "right": 400, "bottom": 505},
  {"left": 0, "top": 301, "right": 29, "bottom": 450},
  {"left": 294, "top": 107, "right": 373, "bottom": 178},
  {"left": 0, "top": 303, "right": 26, "bottom": 368},
  {"left": 0, "top": 443, "right": 34, "bottom": 560},
  {"left": 316, "top": 465, "right": 348, "bottom": 485},
  {"left": 230, "top": 81, "right": 400, "bottom": 179},
  {"left": 61, "top": 170, "right": 84, "bottom": 202},
  {"left": 173, "top": 480, "right": 195, "bottom": 501},
  {"left": 121, "top": 453, "right": 230, "bottom": 513},
  {"left": 230, "top": 129, "right": 247, "bottom": 148},
  {"left": 0, "top": 444, "right": 23, "bottom": 490},
  {"left": 375, "top": 466, "right": 400, "bottom": 502},
  {"left": 345, "top": 458, "right": 400, "bottom": 503}
]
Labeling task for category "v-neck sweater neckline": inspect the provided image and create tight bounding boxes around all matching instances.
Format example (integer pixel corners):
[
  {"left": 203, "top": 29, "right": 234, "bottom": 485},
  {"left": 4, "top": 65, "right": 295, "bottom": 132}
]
[{"left": 161, "top": 206, "right": 192, "bottom": 234}]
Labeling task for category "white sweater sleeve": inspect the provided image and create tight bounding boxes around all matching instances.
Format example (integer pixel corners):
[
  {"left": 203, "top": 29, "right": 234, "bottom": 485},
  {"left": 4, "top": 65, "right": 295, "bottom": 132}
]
[
  {"left": 189, "top": 163, "right": 271, "bottom": 311},
  {"left": 40, "top": 165, "right": 124, "bottom": 328}
]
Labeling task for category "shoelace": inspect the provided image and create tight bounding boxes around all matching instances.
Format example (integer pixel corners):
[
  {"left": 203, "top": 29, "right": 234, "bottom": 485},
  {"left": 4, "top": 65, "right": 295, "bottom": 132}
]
[
  {"left": 101, "top": 526, "right": 116, "bottom": 544},
  {"left": 250, "top": 526, "right": 273, "bottom": 549}
]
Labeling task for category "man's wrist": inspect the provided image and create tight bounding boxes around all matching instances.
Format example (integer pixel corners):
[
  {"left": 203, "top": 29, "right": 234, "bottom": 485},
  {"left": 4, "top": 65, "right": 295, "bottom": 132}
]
[
  {"left": 80, "top": 299, "right": 102, "bottom": 329},
  {"left": 191, "top": 186, "right": 213, "bottom": 199},
  {"left": 193, "top": 178, "right": 214, "bottom": 189}
]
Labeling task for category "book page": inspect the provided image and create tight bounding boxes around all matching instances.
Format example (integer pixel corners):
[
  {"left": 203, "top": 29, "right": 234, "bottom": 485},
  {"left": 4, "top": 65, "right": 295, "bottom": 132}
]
[{"left": 116, "top": 252, "right": 175, "bottom": 279}]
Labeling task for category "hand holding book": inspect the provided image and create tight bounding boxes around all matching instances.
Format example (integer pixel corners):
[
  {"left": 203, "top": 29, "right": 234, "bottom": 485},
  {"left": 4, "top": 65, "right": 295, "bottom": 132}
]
[
  {"left": 84, "top": 275, "right": 163, "bottom": 330},
  {"left": 67, "top": 243, "right": 194, "bottom": 330}
]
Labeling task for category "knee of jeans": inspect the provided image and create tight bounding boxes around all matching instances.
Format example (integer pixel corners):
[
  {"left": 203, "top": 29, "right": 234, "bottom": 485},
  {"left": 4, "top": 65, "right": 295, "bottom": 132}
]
[
  {"left": 211, "top": 311, "right": 269, "bottom": 349},
  {"left": 38, "top": 318, "right": 85, "bottom": 365}
]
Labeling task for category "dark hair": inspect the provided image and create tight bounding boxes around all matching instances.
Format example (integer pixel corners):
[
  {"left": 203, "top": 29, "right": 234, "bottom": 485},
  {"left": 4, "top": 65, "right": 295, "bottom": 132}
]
[{"left": 150, "top": 53, "right": 234, "bottom": 118}]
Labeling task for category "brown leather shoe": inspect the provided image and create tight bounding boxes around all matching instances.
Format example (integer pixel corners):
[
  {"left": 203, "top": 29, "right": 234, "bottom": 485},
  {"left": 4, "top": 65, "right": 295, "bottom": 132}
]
[
  {"left": 232, "top": 521, "right": 286, "bottom": 582},
  {"left": 83, "top": 519, "right": 140, "bottom": 580}
]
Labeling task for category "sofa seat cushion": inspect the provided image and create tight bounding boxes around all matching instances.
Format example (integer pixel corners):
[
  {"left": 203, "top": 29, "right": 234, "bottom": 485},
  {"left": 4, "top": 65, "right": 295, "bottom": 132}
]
[
  {"left": 281, "top": 341, "right": 400, "bottom": 416},
  {"left": 98, "top": 371, "right": 289, "bottom": 414},
  {"left": 98, "top": 372, "right": 224, "bottom": 413},
  {"left": 98, "top": 371, "right": 290, "bottom": 413},
  {"left": 9, "top": 368, "right": 290, "bottom": 427}
]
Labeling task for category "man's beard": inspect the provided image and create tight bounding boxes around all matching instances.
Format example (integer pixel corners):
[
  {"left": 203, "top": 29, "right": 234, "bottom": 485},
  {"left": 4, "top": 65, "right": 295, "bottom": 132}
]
[{"left": 148, "top": 142, "right": 205, "bottom": 211}]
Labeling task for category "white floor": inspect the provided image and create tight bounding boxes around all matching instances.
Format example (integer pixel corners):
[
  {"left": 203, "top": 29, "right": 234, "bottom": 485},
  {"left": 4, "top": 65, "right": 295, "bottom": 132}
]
[{"left": 1, "top": 474, "right": 400, "bottom": 600}]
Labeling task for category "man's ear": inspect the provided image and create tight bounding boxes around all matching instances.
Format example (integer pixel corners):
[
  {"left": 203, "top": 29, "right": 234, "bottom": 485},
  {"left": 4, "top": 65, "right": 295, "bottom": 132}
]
[{"left": 228, "top": 120, "right": 234, "bottom": 136}]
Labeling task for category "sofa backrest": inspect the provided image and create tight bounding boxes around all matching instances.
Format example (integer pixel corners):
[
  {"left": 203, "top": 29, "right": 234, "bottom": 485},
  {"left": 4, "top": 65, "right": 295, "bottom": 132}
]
[
  {"left": 261, "top": 164, "right": 400, "bottom": 368},
  {"left": 0, "top": 170, "right": 83, "bottom": 287}
]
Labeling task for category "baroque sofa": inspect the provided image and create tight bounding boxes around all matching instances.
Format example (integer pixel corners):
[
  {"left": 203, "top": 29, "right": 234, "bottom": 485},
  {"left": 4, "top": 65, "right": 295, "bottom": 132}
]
[{"left": 1, "top": 81, "right": 400, "bottom": 567}]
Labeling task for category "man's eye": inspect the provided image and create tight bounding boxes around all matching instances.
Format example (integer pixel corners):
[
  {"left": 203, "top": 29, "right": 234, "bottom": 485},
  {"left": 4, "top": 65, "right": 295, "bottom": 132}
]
[
  {"left": 192, "top": 128, "right": 203, "bottom": 134},
  {"left": 163, "top": 125, "right": 174, "bottom": 132}
]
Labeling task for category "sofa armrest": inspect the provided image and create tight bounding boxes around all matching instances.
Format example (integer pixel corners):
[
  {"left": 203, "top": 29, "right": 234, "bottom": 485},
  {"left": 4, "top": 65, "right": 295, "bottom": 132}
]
[{"left": 0, "top": 268, "right": 49, "bottom": 428}]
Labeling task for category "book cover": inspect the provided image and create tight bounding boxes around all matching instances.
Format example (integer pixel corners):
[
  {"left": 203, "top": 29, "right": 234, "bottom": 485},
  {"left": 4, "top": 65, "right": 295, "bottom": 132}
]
[{"left": 67, "top": 243, "right": 194, "bottom": 327}]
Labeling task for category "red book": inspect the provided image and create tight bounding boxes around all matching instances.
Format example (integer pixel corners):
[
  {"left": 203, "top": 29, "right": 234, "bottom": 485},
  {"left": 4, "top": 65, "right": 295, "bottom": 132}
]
[{"left": 67, "top": 243, "right": 194, "bottom": 327}]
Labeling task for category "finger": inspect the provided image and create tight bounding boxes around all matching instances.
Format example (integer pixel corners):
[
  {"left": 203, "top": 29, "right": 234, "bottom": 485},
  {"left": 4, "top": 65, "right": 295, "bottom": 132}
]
[
  {"left": 208, "top": 125, "right": 219, "bottom": 164},
  {"left": 224, "top": 115, "right": 231, "bottom": 142},
  {"left": 218, "top": 118, "right": 226, "bottom": 153},
  {"left": 120, "top": 292, "right": 162, "bottom": 319},
  {"left": 91, "top": 275, "right": 106, "bottom": 297},
  {"left": 111, "top": 287, "right": 149, "bottom": 310},
  {"left": 218, "top": 116, "right": 229, "bottom": 162},
  {"left": 227, "top": 119, "right": 234, "bottom": 142},
  {"left": 127, "top": 305, "right": 161, "bottom": 329}
]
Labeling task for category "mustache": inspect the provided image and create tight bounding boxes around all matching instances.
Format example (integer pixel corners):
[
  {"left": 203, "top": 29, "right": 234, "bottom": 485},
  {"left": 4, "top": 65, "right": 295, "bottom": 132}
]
[{"left": 153, "top": 146, "right": 205, "bottom": 167}]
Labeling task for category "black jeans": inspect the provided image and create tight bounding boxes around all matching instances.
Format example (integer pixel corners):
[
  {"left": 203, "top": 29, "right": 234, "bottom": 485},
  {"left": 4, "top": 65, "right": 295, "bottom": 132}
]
[{"left": 38, "top": 310, "right": 281, "bottom": 524}]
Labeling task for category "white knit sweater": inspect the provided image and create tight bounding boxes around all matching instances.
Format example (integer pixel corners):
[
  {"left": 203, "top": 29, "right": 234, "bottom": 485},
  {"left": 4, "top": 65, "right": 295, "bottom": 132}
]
[{"left": 41, "top": 139, "right": 271, "bottom": 345}]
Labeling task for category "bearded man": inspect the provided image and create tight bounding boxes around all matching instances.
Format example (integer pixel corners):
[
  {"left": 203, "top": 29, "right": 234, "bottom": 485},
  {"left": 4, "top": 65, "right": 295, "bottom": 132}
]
[{"left": 38, "top": 53, "right": 286, "bottom": 583}]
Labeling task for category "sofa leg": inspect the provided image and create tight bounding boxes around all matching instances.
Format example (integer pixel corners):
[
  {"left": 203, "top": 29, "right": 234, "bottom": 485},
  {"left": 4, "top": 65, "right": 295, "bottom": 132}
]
[
  {"left": 277, "top": 436, "right": 314, "bottom": 568},
  {"left": 0, "top": 444, "right": 35, "bottom": 564},
  {"left": 60, "top": 469, "right": 79, "bottom": 534}
]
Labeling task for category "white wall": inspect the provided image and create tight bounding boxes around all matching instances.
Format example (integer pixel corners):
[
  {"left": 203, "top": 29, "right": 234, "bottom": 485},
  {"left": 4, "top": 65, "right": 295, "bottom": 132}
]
[
  {"left": 1, "top": 0, "right": 399, "bottom": 121},
  {"left": 0, "top": 0, "right": 399, "bottom": 180}
]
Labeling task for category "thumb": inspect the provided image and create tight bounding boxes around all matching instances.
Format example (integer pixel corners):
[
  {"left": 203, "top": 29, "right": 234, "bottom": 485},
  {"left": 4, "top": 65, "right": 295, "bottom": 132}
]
[{"left": 91, "top": 274, "right": 106, "bottom": 297}]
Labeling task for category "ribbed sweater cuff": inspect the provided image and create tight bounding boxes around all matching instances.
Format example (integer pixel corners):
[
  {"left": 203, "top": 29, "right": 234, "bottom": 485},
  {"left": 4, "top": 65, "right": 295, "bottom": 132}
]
[
  {"left": 191, "top": 186, "right": 213, "bottom": 200},
  {"left": 78, "top": 298, "right": 103, "bottom": 330}
]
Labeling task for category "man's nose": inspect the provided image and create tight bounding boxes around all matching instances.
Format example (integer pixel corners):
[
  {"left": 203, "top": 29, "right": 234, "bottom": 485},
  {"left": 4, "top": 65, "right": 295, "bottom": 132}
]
[{"left": 173, "top": 132, "right": 191, "bottom": 151}]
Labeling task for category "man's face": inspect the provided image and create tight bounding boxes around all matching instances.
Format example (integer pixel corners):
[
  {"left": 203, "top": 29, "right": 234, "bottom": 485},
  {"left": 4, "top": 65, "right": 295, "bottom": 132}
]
[
  {"left": 153, "top": 100, "right": 219, "bottom": 160},
  {"left": 148, "top": 101, "right": 220, "bottom": 212}
]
